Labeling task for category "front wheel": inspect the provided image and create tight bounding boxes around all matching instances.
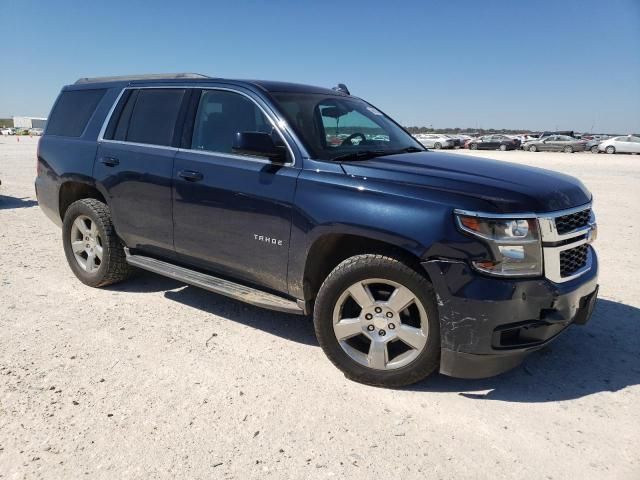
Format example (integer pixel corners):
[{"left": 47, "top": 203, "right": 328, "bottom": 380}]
[
  {"left": 314, "top": 254, "right": 440, "bottom": 387},
  {"left": 433, "top": 142, "right": 442, "bottom": 149},
  {"left": 470, "top": 143, "right": 478, "bottom": 150},
  {"left": 529, "top": 144, "right": 538, "bottom": 152},
  {"left": 499, "top": 144, "right": 507, "bottom": 151},
  {"left": 590, "top": 145, "right": 599, "bottom": 153},
  {"left": 62, "top": 199, "right": 132, "bottom": 287},
  {"left": 564, "top": 145, "right": 574, "bottom": 153},
  {"left": 606, "top": 146, "right": 616, "bottom": 154}
]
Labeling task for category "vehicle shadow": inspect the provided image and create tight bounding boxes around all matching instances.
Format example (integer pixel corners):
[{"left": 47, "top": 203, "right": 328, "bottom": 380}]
[
  {"left": 104, "top": 270, "right": 185, "bottom": 293},
  {"left": 0, "top": 194, "right": 38, "bottom": 210},
  {"left": 105, "top": 270, "right": 640, "bottom": 401},
  {"left": 408, "top": 299, "right": 640, "bottom": 402},
  {"left": 164, "top": 285, "right": 318, "bottom": 346}
]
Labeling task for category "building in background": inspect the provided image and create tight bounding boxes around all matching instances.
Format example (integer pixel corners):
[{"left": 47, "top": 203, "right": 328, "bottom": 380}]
[{"left": 13, "top": 116, "right": 47, "bottom": 129}]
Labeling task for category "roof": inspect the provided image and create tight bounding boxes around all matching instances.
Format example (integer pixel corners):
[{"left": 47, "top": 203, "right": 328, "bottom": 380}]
[
  {"left": 69, "top": 73, "right": 346, "bottom": 96},
  {"left": 74, "top": 73, "right": 211, "bottom": 84}
]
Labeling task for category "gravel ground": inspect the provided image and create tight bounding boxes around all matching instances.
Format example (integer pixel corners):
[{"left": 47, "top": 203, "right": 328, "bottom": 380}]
[{"left": 1, "top": 137, "right": 639, "bottom": 479}]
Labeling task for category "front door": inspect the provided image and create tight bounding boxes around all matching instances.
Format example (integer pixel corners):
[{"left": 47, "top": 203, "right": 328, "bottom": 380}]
[{"left": 172, "top": 88, "right": 299, "bottom": 294}]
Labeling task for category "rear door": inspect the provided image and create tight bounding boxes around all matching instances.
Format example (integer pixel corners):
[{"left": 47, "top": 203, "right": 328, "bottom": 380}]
[
  {"left": 172, "top": 88, "right": 299, "bottom": 294},
  {"left": 482, "top": 136, "right": 498, "bottom": 150},
  {"left": 95, "top": 87, "right": 188, "bottom": 258},
  {"left": 541, "top": 136, "right": 557, "bottom": 151}
]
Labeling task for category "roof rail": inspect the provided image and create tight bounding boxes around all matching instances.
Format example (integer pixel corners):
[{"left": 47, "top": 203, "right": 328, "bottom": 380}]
[{"left": 74, "top": 73, "right": 211, "bottom": 84}]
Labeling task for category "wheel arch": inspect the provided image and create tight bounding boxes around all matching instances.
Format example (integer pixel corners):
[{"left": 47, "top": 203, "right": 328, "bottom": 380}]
[
  {"left": 58, "top": 180, "right": 107, "bottom": 221},
  {"left": 300, "top": 232, "right": 426, "bottom": 304}
]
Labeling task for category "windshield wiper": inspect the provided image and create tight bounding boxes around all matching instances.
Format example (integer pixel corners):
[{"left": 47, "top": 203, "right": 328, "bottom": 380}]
[
  {"left": 330, "top": 150, "right": 390, "bottom": 162},
  {"left": 392, "top": 146, "right": 424, "bottom": 154}
]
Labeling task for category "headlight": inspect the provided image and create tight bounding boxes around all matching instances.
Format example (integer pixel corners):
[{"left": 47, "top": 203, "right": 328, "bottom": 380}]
[{"left": 455, "top": 212, "right": 543, "bottom": 277}]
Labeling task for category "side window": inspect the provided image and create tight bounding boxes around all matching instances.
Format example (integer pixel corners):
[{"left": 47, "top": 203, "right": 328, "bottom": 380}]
[
  {"left": 46, "top": 89, "right": 106, "bottom": 137},
  {"left": 125, "top": 89, "right": 186, "bottom": 146},
  {"left": 191, "top": 90, "right": 275, "bottom": 154}
]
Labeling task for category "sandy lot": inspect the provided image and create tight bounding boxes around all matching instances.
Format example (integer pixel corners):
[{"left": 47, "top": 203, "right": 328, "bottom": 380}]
[{"left": 1, "top": 137, "right": 639, "bottom": 479}]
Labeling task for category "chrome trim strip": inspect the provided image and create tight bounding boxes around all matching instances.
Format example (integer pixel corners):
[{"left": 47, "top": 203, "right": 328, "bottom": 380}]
[
  {"left": 543, "top": 240, "right": 592, "bottom": 283},
  {"left": 97, "top": 87, "right": 127, "bottom": 140},
  {"left": 177, "top": 147, "right": 274, "bottom": 165},
  {"left": 453, "top": 208, "right": 537, "bottom": 219},
  {"left": 97, "top": 85, "right": 296, "bottom": 166},
  {"left": 100, "top": 138, "right": 179, "bottom": 152}
]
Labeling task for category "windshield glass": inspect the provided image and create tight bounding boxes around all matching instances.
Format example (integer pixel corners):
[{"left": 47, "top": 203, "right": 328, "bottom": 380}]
[{"left": 271, "top": 92, "right": 423, "bottom": 160}]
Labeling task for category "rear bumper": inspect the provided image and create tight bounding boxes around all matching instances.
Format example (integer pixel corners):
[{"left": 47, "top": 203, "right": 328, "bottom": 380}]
[
  {"left": 422, "top": 252, "right": 599, "bottom": 379},
  {"left": 35, "top": 176, "right": 62, "bottom": 227}
]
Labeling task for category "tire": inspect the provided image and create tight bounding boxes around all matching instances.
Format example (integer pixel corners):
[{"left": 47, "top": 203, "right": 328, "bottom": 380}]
[
  {"left": 590, "top": 145, "right": 599, "bottom": 153},
  {"left": 606, "top": 146, "right": 616, "bottom": 154},
  {"left": 62, "top": 198, "right": 132, "bottom": 287},
  {"left": 564, "top": 146, "right": 574, "bottom": 153},
  {"left": 529, "top": 145, "right": 538, "bottom": 152},
  {"left": 433, "top": 142, "right": 442, "bottom": 149},
  {"left": 499, "top": 144, "right": 507, "bottom": 151},
  {"left": 470, "top": 143, "right": 478, "bottom": 150},
  {"left": 314, "top": 254, "right": 440, "bottom": 387}
]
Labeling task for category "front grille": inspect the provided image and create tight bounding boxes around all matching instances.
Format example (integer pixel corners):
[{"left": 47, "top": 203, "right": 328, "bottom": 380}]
[
  {"left": 560, "top": 244, "right": 589, "bottom": 277},
  {"left": 555, "top": 208, "right": 591, "bottom": 234}
]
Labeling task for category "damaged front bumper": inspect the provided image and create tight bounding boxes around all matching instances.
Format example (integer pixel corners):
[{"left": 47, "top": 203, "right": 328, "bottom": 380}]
[{"left": 422, "top": 253, "right": 599, "bottom": 379}]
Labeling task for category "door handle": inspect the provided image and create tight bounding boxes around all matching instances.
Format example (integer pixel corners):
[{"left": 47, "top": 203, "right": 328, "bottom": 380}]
[
  {"left": 178, "top": 170, "right": 204, "bottom": 182},
  {"left": 100, "top": 156, "right": 120, "bottom": 167}
]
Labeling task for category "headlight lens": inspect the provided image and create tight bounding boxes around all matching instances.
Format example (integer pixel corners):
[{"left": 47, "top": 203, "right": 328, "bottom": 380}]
[{"left": 455, "top": 214, "right": 543, "bottom": 277}]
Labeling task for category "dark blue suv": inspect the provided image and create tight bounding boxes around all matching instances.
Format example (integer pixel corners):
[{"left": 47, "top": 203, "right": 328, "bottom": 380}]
[{"left": 36, "top": 74, "right": 599, "bottom": 386}]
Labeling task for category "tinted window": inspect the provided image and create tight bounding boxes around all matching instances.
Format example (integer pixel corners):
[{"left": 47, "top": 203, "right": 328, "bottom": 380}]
[
  {"left": 46, "top": 89, "right": 106, "bottom": 137},
  {"left": 272, "top": 92, "right": 422, "bottom": 160},
  {"left": 125, "top": 89, "right": 186, "bottom": 146},
  {"left": 191, "top": 90, "right": 274, "bottom": 154}
]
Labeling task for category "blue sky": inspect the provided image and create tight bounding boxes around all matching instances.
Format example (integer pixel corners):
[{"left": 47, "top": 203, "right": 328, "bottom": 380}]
[{"left": 1, "top": 0, "right": 639, "bottom": 133}]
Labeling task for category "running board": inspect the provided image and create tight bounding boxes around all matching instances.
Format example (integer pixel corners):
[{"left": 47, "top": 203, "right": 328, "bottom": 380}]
[{"left": 124, "top": 250, "right": 304, "bottom": 315}]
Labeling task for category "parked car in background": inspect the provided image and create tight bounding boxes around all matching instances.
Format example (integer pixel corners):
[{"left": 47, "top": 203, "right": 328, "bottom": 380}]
[
  {"left": 413, "top": 134, "right": 455, "bottom": 149},
  {"left": 598, "top": 135, "right": 640, "bottom": 154},
  {"left": 28, "top": 128, "right": 44, "bottom": 136},
  {"left": 467, "top": 135, "right": 519, "bottom": 151},
  {"left": 523, "top": 135, "right": 586, "bottom": 153},
  {"left": 584, "top": 138, "right": 604, "bottom": 153},
  {"left": 0, "top": 128, "right": 13, "bottom": 135}
]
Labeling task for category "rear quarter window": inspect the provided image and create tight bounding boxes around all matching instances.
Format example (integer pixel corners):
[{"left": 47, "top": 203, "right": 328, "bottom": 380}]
[{"left": 46, "top": 89, "right": 106, "bottom": 137}]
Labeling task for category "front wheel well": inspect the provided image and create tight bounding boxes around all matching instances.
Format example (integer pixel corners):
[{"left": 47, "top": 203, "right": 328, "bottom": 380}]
[
  {"left": 59, "top": 182, "right": 106, "bottom": 220},
  {"left": 302, "top": 234, "right": 424, "bottom": 301}
]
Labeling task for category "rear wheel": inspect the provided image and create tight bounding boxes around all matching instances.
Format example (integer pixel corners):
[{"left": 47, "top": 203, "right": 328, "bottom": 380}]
[
  {"left": 499, "top": 144, "right": 507, "bottom": 151},
  {"left": 564, "top": 145, "right": 574, "bottom": 153},
  {"left": 605, "top": 146, "right": 616, "bottom": 154},
  {"left": 62, "top": 199, "right": 132, "bottom": 287},
  {"left": 314, "top": 254, "right": 440, "bottom": 387},
  {"left": 433, "top": 142, "right": 442, "bottom": 149},
  {"left": 529, "top": 144, "right": 538, "bottom": 152},
  {"left": 470, "top": 143, "right": 478, "bottom": 150},
  {"left": 590, "top": 145, "right": 599, "bottom": 153}
]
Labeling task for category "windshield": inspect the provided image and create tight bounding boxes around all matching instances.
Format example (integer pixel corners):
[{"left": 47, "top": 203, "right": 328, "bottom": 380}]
[{"left": 271, "top": 92, "right": 423, "bottom": 160}]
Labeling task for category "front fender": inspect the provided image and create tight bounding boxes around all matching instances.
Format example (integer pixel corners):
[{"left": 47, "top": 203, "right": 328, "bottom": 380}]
[{"left": 287, "top": 168, "right": 492, "bottom": 298}]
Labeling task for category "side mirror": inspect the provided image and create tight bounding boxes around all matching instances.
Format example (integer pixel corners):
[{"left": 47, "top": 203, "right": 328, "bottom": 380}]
[{"left": 232, "top": 132, "right": 287, "bottom": 162}]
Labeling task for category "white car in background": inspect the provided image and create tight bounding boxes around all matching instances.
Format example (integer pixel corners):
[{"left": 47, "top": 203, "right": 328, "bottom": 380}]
[
  {"left": 28, "top": 128, "right": 44, "bottom": 136},
  {"left": 598, "top": 135, "right": 640, "bottom": 154},
  {"left": 1, "top": 128, "right": 13, "bottom": 135},
  {"left": 413, "top": 134, "right": 455, "bottom": 149}
]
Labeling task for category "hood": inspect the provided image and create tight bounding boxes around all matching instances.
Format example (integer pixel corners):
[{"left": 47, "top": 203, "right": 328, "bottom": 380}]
[{"left": 340, "top": 151, "right": 591, "bottom": 213}]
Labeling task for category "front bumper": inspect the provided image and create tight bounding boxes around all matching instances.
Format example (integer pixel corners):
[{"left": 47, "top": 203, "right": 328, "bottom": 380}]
[{"left": 422, "top": 250, "right": 598, "bottom": 379}]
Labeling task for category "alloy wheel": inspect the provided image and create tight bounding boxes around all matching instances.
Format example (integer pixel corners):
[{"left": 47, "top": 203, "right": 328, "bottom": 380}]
[
  {"left": 69, "top": 215, "right": 103, "bottom": 273},
  {"left": 332, "top": 279, "right": 428, "bottom": 370}
]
